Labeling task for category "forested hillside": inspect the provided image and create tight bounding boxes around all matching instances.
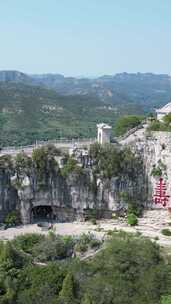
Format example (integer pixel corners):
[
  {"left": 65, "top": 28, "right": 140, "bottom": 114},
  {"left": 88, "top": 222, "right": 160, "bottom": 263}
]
[
  {"left": 0, "top": 82, "right": 142, "bottom": 146},
  {"left": 1, "top": 71, "right": 171, "bottom": 111},
  {"left": 1, "top": 71, "right": 171, "bottom": 146}
]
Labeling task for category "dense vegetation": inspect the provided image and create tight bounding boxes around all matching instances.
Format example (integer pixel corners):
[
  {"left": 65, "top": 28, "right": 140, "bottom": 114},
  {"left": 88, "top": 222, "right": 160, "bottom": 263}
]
[
  {"left": 1, "top": 142, "right": 143, "bottom": 184},
  {"left": 0, "top": 82, "right": 143, "bottom": 147},
  {"left": 147, "top": 114, "right": 171, "bottom": 132},
  {"left": 0, "top": 231, "right": 170, "bottom": 304},
  {"left": 114, "top": 115, "right": 144, "bottom": 136},
  {"left": 89, "top": 143, "right": 143, "bottom": 180}
]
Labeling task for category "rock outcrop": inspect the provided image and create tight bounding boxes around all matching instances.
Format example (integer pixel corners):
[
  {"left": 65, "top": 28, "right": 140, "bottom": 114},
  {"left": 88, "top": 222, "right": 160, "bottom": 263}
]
[
  {"left": 120, "top": 126, "right": 171, "bottom": 207},
  {"left": 0, "top": 155, "right": 147, "bottom": 224}
]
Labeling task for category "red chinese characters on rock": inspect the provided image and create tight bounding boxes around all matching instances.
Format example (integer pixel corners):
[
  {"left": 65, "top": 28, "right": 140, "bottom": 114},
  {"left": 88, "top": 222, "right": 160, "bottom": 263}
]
[{"left": 153, "top": 178, "right": 170, "bottom": 207}]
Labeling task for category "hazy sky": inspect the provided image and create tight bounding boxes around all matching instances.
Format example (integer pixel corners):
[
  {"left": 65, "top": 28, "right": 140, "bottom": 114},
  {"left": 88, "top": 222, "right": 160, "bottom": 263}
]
[{"left": 0, "top": 0, "right": 171, "bottom": 76}]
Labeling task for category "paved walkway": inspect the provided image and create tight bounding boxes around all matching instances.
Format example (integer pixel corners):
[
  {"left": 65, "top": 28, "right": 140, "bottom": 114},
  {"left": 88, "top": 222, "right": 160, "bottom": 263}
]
[
  {"left": 0, "top": 209, "right": 171, "bottom": 248},
  {"left": 0, "top": 139, "right": 95, "bottom": 157}
]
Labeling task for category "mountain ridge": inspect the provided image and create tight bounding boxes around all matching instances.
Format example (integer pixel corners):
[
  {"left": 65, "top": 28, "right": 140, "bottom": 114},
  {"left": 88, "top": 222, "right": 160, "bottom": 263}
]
[
  {"left": 0, "top": 70, "right": 171, "bottom": 146},
  {"left": 1, "top": 70, "right": 171, "bottom": 111},
  {"left": 0, "top": 81, "right": 142, "bottom": 146}
]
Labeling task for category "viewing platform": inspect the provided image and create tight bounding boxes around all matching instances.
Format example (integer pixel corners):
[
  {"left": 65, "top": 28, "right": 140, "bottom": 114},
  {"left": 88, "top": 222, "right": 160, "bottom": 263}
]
[{"left": 0, "top": 138, "right": 96, "bottom": 157}]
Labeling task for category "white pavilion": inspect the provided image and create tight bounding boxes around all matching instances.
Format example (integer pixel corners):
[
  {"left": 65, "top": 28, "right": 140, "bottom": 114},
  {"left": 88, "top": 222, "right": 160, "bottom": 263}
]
[
  {"left": 97, "top": 123, "right": 112, "bottom": 144},
  {"left": 156, "top": 102, "right": 171, "bottom": 121}
]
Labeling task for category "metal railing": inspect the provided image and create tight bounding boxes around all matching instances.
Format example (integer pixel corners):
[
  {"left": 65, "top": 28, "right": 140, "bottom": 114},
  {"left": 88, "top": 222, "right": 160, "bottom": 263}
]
[{"left": 1, "top": 138, "right": 96, "bottom": 155}]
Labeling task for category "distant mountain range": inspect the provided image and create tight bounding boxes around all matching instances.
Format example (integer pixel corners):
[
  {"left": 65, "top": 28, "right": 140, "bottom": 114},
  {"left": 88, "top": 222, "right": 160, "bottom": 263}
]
[
  {"left": 1, "top": 70, "right": 171, "bottom": 111},
  {"left": 0, "top": 70, "right": 171, "bottom": 146}
]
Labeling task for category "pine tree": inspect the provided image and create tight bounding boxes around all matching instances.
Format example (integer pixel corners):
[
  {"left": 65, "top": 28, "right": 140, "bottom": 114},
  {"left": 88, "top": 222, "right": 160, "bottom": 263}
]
[
  {"left": 81, "top": 293, "right": 93, "bottom": 304},
  {"left": 58, "top": 273, "right": 76, "bottom": 304}
]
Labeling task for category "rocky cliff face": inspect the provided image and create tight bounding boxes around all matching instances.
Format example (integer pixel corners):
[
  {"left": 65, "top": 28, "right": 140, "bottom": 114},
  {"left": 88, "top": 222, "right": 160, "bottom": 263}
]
[
  {"left": 120, "top": 127, "right": 171, "bottom": 207},
  {"left": 0, "top": 168, "right": 18, "bottom": 222},
  {"left": 0, "top": 154, "right": 147, "bottom": 224},
  {"left": 3, "top": 125, "right": 171, "bottom": 225}
]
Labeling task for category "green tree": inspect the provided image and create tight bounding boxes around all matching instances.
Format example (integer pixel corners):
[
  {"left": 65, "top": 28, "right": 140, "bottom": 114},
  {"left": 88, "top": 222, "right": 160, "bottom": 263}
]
[
  {"left": 17, "top": 263, "right": 65, "bottom": 304},
  {"left": 4, "top": 211, "right": 20, "bottom": 228},
  {"left": 161, "top": 295, "right": 171, "bottom": 304},
  {"left": 58, "top": 273, "right": 76, "bottom": 304},
  {"left": 163, "top": 113, "right": 171, "bottom": 126},
  {"left": 127, "top": 213, "right": 138, "bottom": 226},
  {"left": 61, "top": 157, "right": 83, "bottom": 178},
  {"left": 115, "top": 115, "right": 144, "bottom": 136},
  {"left": 15, "top": 152, "right": 32, "bottom": 175},
  {"left": 81, "top": 293, "right": 93, "bottom": 304}
]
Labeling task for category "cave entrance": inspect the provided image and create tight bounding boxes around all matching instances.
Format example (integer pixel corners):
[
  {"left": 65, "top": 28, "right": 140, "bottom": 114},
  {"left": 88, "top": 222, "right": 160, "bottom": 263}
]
[{"left": 32, "top": 206, "right": 53, "bottom": 222}]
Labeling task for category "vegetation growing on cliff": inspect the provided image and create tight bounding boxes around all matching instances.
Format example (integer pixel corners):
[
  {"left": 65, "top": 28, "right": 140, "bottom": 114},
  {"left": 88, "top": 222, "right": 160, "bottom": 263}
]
[
  {"left": 115, "top": 115, "right": 144, "bottom": 136},
  {"left": 4, "top": 211, "right": 20, "bottom": 228},
  {"left": 0, "top": 232, "right": 170, "bottom": 303},
  {"left": 147, "top": 114, "right": 171, "bottom": 132},
  {"left": 32, "top": 146, "right": 59, "bottom": 175},
  {"left": 15, "top": 152, "right": 33, "bottom": 176},
  {"left": 61, "top": 156, "right": 83, "bottom": 178},
  {"left": 0, "top": 155, "right": 13, "bottom": 171},
  {"left": 89, "top": 143, "right": 143, "bottom": 180},
  {"left": 10, "top": 143, "right": 143, "bottom": 187},
  {"left": 151, "top": 160, "right": 167, "bottom": 178}
]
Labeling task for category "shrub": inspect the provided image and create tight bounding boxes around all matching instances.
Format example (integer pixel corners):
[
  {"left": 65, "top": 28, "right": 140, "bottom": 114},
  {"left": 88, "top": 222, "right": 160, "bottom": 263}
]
[
  {"left": 163, "top": 113, "right": 171, "bottom": 125},
  {"left": 32, "top": 234, "right": 75, "bottom": 262},
  {"left": 74, "top": 242, "right": 88, "bottom": 253},
  {"left": 127, "top": 213, "right": 138, "bottom": 226},
  {"left": 61, "top": 157, "right": 83, "bottom": 178},
  {"left": 127, "top": 202, "right": 142, "bottom": 217},
  {"left": 4, "top": 211, "right": 20, "bottom": 227},
  {"left": 89, "top": 239, "right": 101, "bottom": 249},
  {"left": 15, "top": 152, "right": 32, "bottom": 174},
  {"left": 74, "top": 233, "right": 99, "bottom": 253},
  {"left": 13, "top": 233, "right": 44, "bottom": 253},
  {"left": 107, "top": 230, "right": 114, "bottom": 236},
  {"left": 0, "top": 155, "right": 13, "bottom": 170},
  {"left": 85, "top": 209, "right": 98, "bottom": 222},
  {"left": 154, "top": 236, "right": 159, "bottom": 241},
  {"left": 95, "top": 226, "right": 103, "bottom": 232},
  {"left": 91, "top": 218, "right": 97, "bottom": 225},
  {"left": 112, "top": 212, "right": 118, "bottom": 220},
  {"left": 151, "top": 166, "right": 162, "bottom": 177},
  {"left": 161, "top": 295, "right": 171, "bottom": 304},
  {"left": 115, "top": 115, "right": 144, "bottom": 136},
  {"left": 161, "top": 229, "right": 171, "bottom": 236},
  {"left": 147, "top": 120, "right": 161, "bottom": 131},
  {"left": 120, "top": 191, "right": 143, "bottom": 217}
]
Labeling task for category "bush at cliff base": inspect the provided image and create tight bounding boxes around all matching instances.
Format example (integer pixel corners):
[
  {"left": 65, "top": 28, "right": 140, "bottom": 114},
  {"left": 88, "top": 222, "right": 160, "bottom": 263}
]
[
  {"left": 4, "top": 211, "right": 20, "bottom": 227},
  {"left": 161, "top": 229, "right": 171, "bottom": 236},
  {"left": 127, "top": 213, "right": 138, "bottom": 226}
]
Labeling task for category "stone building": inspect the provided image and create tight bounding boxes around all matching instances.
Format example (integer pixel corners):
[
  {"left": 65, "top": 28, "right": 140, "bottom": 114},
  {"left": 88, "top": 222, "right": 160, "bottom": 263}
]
[{"left": 97, "top": 123, "right": 112, "bottom": 144}]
